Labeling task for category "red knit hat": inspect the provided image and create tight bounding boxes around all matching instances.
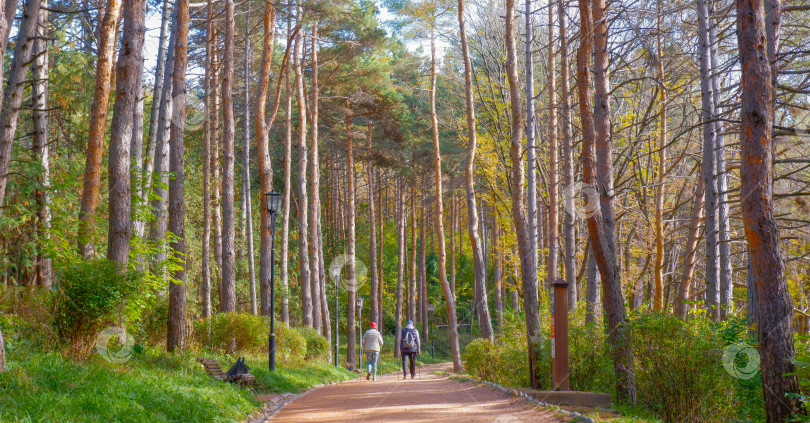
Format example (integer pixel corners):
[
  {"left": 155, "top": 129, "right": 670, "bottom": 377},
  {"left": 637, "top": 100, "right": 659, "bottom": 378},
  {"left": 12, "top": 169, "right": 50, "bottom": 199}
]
[{"left": 370, "top": 322, "right": 377, "bottom": 328}]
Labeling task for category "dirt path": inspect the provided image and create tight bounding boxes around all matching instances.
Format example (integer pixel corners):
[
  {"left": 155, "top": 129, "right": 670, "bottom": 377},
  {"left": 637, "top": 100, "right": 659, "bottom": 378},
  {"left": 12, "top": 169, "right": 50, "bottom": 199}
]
[{"left": 268, "top": 363, "right": 561, "bottom": 422}]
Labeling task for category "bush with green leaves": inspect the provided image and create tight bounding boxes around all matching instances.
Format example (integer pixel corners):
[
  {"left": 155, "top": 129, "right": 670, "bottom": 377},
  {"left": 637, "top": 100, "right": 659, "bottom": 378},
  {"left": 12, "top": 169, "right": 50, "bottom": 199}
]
[
  {"left": 463, "top": 315, "right": 530, "bottom": 387},
  {"left": 629, "top": 312, "right": 737, "bottom": 422},
  {"left": 297, "top": 327, "right": 329, "bottom": 360},
  {"left": 51, "top": 259, "right": 140, "bottom": 355},
  {"left": 195, "top": 313, "right": 306, "bottom": 363}
]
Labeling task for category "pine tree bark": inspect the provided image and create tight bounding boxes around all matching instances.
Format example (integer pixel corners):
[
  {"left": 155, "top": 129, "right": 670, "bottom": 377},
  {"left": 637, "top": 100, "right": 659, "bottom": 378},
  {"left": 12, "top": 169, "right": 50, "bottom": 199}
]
[
  {"left": 409, "top": 185, "right": 417, "bottom": 321},
  {"left": 254, "top": 0, "right": 276, "bottom": 317},
  {"left": 675, "top": 176, "right": 704, "bottom": 319},
  {"left": 211, "top": 39, "right": 223, "bottom": 270},
  {"left": 653, "top": 0, "right": 666, "bottom": 310},
  {"left": 201, "top": 0, "right": 214, "bottom": 318},
  {"left": 697, "top": 0, "right": 720, "bottom": 320},
  {"left": 585, "top": 244, "right": 600, "bottom": 323},
  {"left": 0, "top": 0, "right": 41, "bottom": 219},
  {"left": 578, "top": 0, "right": 636, "bottom": 403},
  {"left": 493, "top": 215, "right": 503, "bottom": 330},
  {"left": 280, "top": 17, "right": 293, "bottom": 324},
  {"left": 395, "top": 178, "right": 405, "bottom": 358},
  {"left": 167, "top": 0, "right": 190, "bottom": 352},
  {"left": 308, "top": 25, "right": 323, "bottom": 333},
  {"left": 345, "top": 99, "right": 356, "bottom": 367},
  {"left": 220, "top": 0, "right": 237, "bottom": 313},
  {"left": 242, "top": 3, "right": 257, "bottom": 315},
  {"left": 296, "top": 24, "right": 313, "bottom": 327},
  {"left": 32, "top": 0, "right": 52, "bottom": 287},
  {"left": 544, "top": 0, "right": 559, "bottom": 294},
  {"left": 368, "top": 125, "right": 379, "bottom": 328},
  {"left": 458, "top": 0, "right": 491, "bottom": 341},
  {"left": 107, "top": 0, "right": 146, "bottom": 266},
  {"left": 0, "top": 322, "right": 5, "bottom": 372},
  {"left": 558, "top": 0, "right": 576, "bottom": 300},
  {"left": 505, "top": 0, "right": 541, "bottom": 383},
  {"left": 77, "top": 0, "right": 122, "bottom": 259},
  {"left": 737, "top": 0, "right": 800, "bottom": 418}
]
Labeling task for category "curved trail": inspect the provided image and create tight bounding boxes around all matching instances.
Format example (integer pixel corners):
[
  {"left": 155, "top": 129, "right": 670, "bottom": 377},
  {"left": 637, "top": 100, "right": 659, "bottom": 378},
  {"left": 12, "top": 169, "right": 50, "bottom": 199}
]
[{"left": 268, "top": 363, "right": 561, "bottom": 422}]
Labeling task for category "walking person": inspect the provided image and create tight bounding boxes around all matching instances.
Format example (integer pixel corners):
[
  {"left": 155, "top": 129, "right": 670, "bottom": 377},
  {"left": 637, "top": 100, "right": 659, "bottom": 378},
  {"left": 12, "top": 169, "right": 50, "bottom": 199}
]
[
  {"left": 362, "top": 322, "right": 383, "bottom": 381},
  {"left": 399, "top": 319, "right": 420, "bottom": 379}
]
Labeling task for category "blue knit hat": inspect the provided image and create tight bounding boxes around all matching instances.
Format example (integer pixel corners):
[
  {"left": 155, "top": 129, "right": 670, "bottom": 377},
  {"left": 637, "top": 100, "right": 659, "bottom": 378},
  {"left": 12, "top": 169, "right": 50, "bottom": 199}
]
[{"left": 406, "top": 319, "right": 413, "bottom": 325}]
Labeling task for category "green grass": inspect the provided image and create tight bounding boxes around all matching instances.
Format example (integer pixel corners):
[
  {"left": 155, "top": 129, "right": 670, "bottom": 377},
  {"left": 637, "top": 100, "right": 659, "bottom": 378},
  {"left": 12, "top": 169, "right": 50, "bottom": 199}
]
[{"left": 0, "top": 343, "right": 354, "bottom": 423}]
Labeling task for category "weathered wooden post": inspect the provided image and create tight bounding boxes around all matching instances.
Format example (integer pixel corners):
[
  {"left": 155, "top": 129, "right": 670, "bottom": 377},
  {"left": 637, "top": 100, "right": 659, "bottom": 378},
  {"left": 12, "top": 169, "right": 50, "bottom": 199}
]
[{"left": 551, "top": 278, "right": 570, "bottom": 390}]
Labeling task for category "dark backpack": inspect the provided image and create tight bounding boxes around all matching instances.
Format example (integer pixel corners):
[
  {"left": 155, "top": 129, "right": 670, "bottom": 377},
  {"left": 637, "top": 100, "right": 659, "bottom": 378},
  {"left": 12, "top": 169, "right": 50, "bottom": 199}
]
[{"left": 403, "top": 330, "right": 416, "bottom": 349}]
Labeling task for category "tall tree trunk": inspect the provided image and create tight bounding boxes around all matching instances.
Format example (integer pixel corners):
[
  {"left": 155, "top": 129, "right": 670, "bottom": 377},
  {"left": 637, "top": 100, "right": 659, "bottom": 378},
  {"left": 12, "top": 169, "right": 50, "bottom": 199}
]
[
  {"left": 675, "top": 176, "right": 704, "bottom": 319},
  {"left": 368, "top": 125, "right": 379, "bottom": 328},
  {"left": 585, "top": 244, "right": 600, "bottom": 323},
  {"left": 212, "top": 38, "right": 223, "bottom": 270},
  {"left": 32, "top": 0, "right": 52, "bottom": 287},
  {"left": 138, "top": 0, "right": 171, "bottom": 240},
  {"left": 653, "top": 0, "right": 666, "bottom": 311},
  {"left": 697, "top": 0, "right": 720, "bottom": 320},
  {"left": 493, "top": 215, "right": 503, "bottom": 330},
  {"left": 107, "top": 0, "right": 145, "bottom": 265},
  {"left": 449, "top": 193, "right": 456, "bottom": 299},
  {"left": 308, "top": 25, "right": 323, "bottom": 333},
  {"left": 77, "top": 0, "right": 122, "bottom": 259},
  {"left": 344, "top": 99, "right": 356, "bottom": 367},
  {"left": 505, "top": 0, "right": 541, "bottom": 385},
  {"left": 0, "top": 0, "right": 10, "bottom": 90},
  {"left": 0, "top": 0, "right": 40, "bottom": 219},
  {"left": 254, "top": 0, "right": 276, "bottom": 317},
  {"left": 737, "top": 0, "right": 800, "bottom": 418},
  {"left": 395, "top": 178, "right": 405, "bottom": 358},
  {"left": 427, "top": 30, "right": 464, "bottom": 370},
  {"left": 0, "top": 321, "right": 5, "bottom": 372},
  {"left": 409, "top": 185, "right": 417, "bottom": 321},
  {"left": 418, "top": 200, "right": 426, "bottom": 324},
  {"left": 201, "top": 0, "right": 214, "bottom": 318},
  {"left": 242, "top": 2, "right": 257, "bottom": 315},
  {"left": 558, "top": 0, "right": 576, "bottom": 299},
  {"left": 280, "top": 16, "right": 293, "bottom": 324},
  {"left": 458, "top": 0, "right": 491, "bottom": 341},
  {"left": 296, "top": 23, "right": 313, "bottom": 327},
  {"left": 220, "top": 0, "right": 237, "bottom": 312},
  {"left": 544, "top": 0, "right": 559, "bottom": 293},
  {"left": 166, "top": 0, "right": 190, "bottom": 352},
  {"left": 578, "top": 0, "right": 636, "bottom": 403}
]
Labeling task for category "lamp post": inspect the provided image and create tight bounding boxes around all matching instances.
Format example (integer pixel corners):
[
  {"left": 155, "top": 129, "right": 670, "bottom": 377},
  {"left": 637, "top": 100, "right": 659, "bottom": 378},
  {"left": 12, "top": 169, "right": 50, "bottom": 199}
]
[
  {"left": 427, "top": 303, "right": 435, "bottom": 359},
  {"left": 356, "top": 296, "right": 364, "bottom": 370},
  {"left": 265, "top": 191, "right": 282, "bottom": 372}
]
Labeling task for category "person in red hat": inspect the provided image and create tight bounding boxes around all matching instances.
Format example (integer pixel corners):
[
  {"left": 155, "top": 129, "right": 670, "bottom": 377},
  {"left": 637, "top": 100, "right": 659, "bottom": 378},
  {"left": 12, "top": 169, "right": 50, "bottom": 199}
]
[{"left": 361, "top": 322, "right": 383, "bottom": 381}]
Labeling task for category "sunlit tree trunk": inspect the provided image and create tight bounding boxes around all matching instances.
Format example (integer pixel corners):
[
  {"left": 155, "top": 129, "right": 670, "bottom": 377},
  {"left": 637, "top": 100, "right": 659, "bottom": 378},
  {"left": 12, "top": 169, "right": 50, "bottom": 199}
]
[
  {"left": 201, "top": 0, "right": 214, "bottom": 318},
  {"left": 0, "top": 0, "right": 41, "bottom": 219},
  {"left": 458, "top": 0, "right": 491, "bottom": 341},
  {"left": 737, "top": 0, "right": 800, "bottom": 418},
  {"left": 242, "top": 2, "right": 257, "bottom": 315},
  {"left": 345, "top": 99, "right": 356, "bottom": 367},
  {"left": 653, "top": 0, "right": 666, "bottom": 311},
  {"left": 395, "top": 178, "right": 405, "bottom": 358},
  {"left": 77, "top": 0, "right": 122, "bottom": 259},
  {"left": 558, "top": 0, "right": 575, "bottom": 300},
  {"left": 254, "top": 0, "right": 276, "bottom": 317},
  {"left": 309, "top": 25, "right": 323, "bottom": 333},
  {"left": 585, "top": 245, "right": 600, "bottom": 323},
  {"left": 493, "top": 216, "right": 503, "bottom": 330},
  {"left": 544, "top": 0, "right": 559, "bottom": 293},
  {"left": 167, "top": 0, "right": 190, "bottom": 352},
  {"left": 107, "top": 0, "right": 145, "bottom": 266},
  {"left": 211, "top": 37, "right": 223, "bottom": 270},
  {"left": 296, "top": 23, "right": 313, "bottom": 327},
  {"left": 505, "top": 0, "right": 541, "bottom": 385},
  {"left": 368, "top": 125, "right": 379, "bottom": 328},
  {"left": 409, "top": 184, "right": 417, "bottom": 321},
  {"left": 220, "top": 0, "right": 237, "bottom": 312},
  {"left": 280, "top": 16, "right": 293, "bottom": 325},
  {"left": 32, "top": 0, "right": 52, "bottom": 287}
]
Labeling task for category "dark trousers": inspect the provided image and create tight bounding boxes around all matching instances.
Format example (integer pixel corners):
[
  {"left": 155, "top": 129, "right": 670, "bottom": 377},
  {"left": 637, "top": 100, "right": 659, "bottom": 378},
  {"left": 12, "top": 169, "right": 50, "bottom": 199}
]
[{"left": 402, "top": 352, "right": 416, "bottom": 376}]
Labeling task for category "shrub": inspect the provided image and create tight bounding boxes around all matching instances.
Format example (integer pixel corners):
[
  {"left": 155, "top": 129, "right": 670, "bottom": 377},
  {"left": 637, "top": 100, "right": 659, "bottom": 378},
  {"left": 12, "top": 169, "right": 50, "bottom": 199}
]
[
  {"left": 297, "top": 327, "right": 329, "bottom": 361},
  {"left": 195, "top": 313, "right": 306, "bottom": 363},
  {"left": 463, "top": 316, "right": 530, "bottom": 387},
  {"left": 568, "top": 321, "right": 614, "bottom": 393},
  {"left": 51, "top": 259, "right": 140, "bottom": 358},
  {"left": 630, "top": 312, "right": 737, "bottom": 422}
]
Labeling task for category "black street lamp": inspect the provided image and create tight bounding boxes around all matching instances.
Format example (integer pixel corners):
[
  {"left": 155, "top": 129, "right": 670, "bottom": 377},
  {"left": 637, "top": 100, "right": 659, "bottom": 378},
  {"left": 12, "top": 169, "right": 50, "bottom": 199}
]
[
  {"left": 266, "top": 191, "right": 282, "bottom": 372},
  {"left": 356, "top": 296, "right": 364, "bottom": 370},
  {"left": 427, "top": 303, "right": 435, "bottom": 359}
]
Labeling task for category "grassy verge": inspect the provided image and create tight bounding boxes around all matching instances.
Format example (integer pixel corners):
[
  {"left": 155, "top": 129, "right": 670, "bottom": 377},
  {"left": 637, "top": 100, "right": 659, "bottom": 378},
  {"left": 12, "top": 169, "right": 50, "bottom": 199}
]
[{"left": 0, "top": 343, "right": 353, "bottom": 423}]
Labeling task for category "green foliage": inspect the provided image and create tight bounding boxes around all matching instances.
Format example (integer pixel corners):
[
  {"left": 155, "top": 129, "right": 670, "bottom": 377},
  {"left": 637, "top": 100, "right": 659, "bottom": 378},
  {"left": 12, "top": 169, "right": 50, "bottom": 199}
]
[
  {"left": 462, "top": 315, "right": 529, "bottom": 387},
  {"left": 51, "top": 260, "right": 141, "bottom": 355},
  {"left": 629, "top": 312, "right": 737, "bottom": 422},
  {"left": 195, "top": 313, "right": 307, "bottom": 363},
  {"left": 298, "top": 327, "right": 330, "bottom": 361},
  {"left": 568, "top": 321, "right": 615, "bottom": 393}
]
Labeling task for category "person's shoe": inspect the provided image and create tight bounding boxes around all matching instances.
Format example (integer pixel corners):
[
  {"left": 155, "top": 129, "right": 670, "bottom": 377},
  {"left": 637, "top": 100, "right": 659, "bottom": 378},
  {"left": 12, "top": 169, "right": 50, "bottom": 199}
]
[
  {"left": 403, "top": 373, "right": 407, "bottom": 379},
  {"left": 411, "top": 374, "right": 415, "bottom": 379},
  {"left": 366, "top": 372, "right": 370, "bottom": 380}
]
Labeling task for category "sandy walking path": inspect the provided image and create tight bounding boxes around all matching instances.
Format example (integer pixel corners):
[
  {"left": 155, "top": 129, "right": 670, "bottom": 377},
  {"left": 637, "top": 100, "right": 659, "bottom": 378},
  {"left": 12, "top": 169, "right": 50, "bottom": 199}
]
[{"left": 269, "top": 363, "right": 561, "bottom": 422}]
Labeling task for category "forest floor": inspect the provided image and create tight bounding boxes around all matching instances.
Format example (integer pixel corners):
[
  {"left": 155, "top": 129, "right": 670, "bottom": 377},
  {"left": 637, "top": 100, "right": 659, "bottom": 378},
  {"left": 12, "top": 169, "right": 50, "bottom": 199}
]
[{"left": 263, "top": 363, "right": 563, "bottom": 422}]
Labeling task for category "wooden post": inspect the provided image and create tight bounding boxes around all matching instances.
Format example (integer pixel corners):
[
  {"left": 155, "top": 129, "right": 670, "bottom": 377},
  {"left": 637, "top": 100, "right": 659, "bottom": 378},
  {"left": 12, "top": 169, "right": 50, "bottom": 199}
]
[{"left": 551, "top": 278, "right": 569, "bottom": 390}]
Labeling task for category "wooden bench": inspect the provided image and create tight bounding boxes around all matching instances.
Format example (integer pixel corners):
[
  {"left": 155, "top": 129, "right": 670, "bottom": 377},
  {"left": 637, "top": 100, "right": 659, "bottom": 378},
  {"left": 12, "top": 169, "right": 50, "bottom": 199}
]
[{"left": 196, "top": 357, "right": 255, "bottom": 385}]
